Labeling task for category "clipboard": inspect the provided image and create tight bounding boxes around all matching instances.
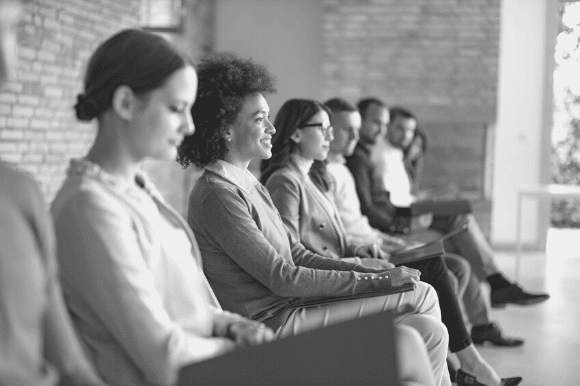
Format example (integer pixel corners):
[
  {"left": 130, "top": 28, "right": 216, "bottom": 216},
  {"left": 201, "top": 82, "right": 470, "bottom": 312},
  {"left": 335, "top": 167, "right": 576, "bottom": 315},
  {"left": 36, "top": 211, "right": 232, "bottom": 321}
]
[{"left": 177, "top": 311, "right": 400, "bottom": 386}]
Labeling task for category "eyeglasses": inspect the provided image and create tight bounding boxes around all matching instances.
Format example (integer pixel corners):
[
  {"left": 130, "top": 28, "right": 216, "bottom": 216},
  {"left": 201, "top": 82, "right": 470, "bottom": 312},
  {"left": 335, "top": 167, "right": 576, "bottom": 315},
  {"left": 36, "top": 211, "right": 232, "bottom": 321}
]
[{"left": 299, "top": 123, "right": 334, "bottom": 136}]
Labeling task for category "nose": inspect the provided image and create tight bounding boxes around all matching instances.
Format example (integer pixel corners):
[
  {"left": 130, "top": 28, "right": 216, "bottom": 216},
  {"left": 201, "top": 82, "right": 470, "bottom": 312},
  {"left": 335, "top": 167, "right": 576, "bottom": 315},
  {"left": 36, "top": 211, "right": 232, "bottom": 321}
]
[
  {"left": 266, "top": 119, "right": 276, "bottom": 135},
  {"left": 325, "top": 127, "right": 334, "bottom": 141},
  {"left": 350, "top": 128, "right": 358, "bottom": 142},
  {"left": 182, "top": 111, "right": 195, "bottom": 135}
]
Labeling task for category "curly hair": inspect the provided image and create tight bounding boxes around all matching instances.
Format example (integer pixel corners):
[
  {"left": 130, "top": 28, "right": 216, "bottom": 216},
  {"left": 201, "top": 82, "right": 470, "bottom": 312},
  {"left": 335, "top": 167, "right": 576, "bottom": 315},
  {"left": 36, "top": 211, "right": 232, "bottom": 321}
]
[
  {"left": 260, "top": 99, "right": 333, "bottom": 192},
  {"left": 177, "top": 53, "right": 277, "bottom": 168}
]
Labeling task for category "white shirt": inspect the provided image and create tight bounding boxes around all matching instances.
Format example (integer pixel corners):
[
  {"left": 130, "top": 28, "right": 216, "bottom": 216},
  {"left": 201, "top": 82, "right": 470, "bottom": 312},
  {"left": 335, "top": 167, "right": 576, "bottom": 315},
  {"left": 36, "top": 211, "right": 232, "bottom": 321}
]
[
  {"left": 326, "top": 153, "right": 382, "bottom": 245},
  {"left": 370, "top": 136, "right": 414, "bottom": 207}
]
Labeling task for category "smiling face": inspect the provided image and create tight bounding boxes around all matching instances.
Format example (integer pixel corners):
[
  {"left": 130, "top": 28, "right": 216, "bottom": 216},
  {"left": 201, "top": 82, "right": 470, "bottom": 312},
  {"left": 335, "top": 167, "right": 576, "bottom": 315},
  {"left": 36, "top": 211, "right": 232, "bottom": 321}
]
[
  {"left": 329, "top": 110, "right": 361, "bottom": 157},
  {"left": 225, "top": 93, "right": 275, "bottom": 168},
  {"left": 360, "top": 103, "right": 388, "bottom": 146},
  {"left": 294, "top": 109, "right": 333, "bottom": 161},
  {"left": 128, "top": 65, "right": 197, "bottom": 161},
  {"left": 387, "top": 115, "right": 417, "bottom": 148}
]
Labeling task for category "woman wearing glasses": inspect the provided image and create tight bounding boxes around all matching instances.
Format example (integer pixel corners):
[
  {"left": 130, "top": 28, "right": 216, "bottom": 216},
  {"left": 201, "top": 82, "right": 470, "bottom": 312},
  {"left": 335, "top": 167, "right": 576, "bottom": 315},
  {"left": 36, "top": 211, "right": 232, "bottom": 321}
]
[
  {"left": 180, "top": 53, "right": 451, "bottom": 386},
  {"left": 260, "top": 98, "right": 522, "bottom": 386}
]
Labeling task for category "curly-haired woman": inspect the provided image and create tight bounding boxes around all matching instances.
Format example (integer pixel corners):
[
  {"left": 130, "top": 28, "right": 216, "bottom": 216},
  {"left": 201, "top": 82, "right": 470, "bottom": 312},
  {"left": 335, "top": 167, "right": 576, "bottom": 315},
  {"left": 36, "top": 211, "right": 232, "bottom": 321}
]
[{"left": 179, "top": 53, "right": 452, "bottom": 386}]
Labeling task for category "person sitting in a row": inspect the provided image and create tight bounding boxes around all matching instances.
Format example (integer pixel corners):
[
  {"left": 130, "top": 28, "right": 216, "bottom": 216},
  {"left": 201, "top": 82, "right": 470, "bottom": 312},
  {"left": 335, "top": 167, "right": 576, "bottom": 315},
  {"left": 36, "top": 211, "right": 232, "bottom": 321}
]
[
  {"left": 346, "top": 97, "right": 549, "bottom": 309},
  {"left": 259, "top": 98, "right": 521, "bottom": 386},
  {"left": 0, "top": 0, "right": 108, "bottom": 384},
  {"left": 48, "top": 29, "right": 437, "bottom": 386},
  {"left": 178, "top": 53, "right": 452, "bottom": 386},
  {"left": 324, "top": 98, "right": 524, "bottom": 348}
]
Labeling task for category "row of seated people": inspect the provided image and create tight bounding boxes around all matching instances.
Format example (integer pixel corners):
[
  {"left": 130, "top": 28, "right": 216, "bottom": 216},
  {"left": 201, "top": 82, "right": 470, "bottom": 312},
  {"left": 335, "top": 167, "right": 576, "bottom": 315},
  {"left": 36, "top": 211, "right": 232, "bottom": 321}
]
[
  {"left": 0, "top": 25, "right": 438, "bottom": 386},
  {"left": 0, "top": 18, "right": 539, "bottom": 386}
]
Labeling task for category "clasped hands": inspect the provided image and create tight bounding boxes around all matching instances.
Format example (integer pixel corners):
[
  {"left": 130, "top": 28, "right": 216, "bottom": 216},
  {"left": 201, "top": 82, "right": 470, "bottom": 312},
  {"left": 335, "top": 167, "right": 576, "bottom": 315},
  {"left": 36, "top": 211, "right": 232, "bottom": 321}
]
[{"left": 226, "top": 319, "right": 275, "bottom": 348}]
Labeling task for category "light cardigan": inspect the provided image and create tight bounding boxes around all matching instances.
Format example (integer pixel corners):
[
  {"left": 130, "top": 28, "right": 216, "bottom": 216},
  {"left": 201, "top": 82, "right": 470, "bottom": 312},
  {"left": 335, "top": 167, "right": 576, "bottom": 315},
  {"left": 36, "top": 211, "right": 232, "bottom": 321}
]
[
  {"left": 51, "top": 159, "right": 239, "bottom": 386},
  {"left": 187, "top": 160, "right": 395, "bottom": 331}
]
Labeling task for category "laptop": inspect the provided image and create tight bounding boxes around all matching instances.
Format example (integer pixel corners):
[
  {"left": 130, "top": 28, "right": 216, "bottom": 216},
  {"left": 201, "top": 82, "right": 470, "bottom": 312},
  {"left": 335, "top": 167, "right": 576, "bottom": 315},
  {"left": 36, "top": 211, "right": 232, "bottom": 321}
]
[{"left": 177, "top": 311, "right": 400, "bottom": 386}]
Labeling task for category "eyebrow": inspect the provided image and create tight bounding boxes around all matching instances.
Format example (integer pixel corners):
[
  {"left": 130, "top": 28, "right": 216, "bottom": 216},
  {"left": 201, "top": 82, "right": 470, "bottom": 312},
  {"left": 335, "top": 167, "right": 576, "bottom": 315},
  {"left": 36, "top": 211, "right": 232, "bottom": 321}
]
[{"left": 252, "top": 110, "right": 269, "bottom": 117}]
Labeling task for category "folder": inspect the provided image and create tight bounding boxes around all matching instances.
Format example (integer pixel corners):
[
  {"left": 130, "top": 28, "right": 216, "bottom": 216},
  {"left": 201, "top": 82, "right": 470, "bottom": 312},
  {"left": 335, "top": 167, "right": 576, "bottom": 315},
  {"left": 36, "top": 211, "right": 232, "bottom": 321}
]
[
  {"left": 177, "top": 311, "right": 400, "bottom": 386},
  {"left": 289, "top": 283, "right": 415, "bottom": 308}
]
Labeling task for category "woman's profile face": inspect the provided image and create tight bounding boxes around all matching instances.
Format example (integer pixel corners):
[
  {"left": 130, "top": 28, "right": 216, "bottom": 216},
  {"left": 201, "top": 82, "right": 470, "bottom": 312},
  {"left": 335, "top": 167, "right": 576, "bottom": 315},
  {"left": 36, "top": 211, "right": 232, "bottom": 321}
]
[
  {"left": 227, "top": 93, "right": 275, "bottom": 164},
  {"left": 128, "top": 65, "right": 197, "bottom": 162},
  {"left": 294, "top": 109, "right": 333, "bottom": 161}
]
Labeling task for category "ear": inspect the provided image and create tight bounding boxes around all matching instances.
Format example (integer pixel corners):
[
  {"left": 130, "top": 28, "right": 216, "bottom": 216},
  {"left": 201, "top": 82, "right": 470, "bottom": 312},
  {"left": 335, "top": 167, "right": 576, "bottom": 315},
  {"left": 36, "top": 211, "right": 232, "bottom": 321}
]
[
  {"left": 111, "top": 85, "right": 137, "bottom": 120},
  {"left": 290, "top": 130, "right": 301, "bottom": 144}
]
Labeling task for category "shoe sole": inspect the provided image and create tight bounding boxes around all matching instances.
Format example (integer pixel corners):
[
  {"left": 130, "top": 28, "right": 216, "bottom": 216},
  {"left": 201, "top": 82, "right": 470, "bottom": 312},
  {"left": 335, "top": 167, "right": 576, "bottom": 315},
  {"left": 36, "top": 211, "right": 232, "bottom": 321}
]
[
  {"left": 491, "top": 296, "right": 549, "bottom": 309},
  {"left": 472, "top": 338, "right": 524, "bottom": 347}
]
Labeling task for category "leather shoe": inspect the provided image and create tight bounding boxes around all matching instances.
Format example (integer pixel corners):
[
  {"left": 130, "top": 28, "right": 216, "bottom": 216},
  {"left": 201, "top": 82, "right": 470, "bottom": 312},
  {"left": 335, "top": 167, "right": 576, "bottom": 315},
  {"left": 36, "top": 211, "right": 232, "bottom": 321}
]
[
  {"left": 456, "top": 369, "right": 522, "bottom": 386},
  {"left": 490, "top": 283, "right": 549, "bottom": 308},
  {"left": 471, "top": 322, "right": 524, "bottom": 347}
]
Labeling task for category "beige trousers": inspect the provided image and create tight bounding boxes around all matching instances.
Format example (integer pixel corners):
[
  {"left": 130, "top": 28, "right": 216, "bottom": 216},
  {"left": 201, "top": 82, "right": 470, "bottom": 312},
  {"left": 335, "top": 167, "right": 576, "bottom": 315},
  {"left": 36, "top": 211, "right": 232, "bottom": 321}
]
[{"left": 276, "top": 281, "right": 451, "bottom": 386}]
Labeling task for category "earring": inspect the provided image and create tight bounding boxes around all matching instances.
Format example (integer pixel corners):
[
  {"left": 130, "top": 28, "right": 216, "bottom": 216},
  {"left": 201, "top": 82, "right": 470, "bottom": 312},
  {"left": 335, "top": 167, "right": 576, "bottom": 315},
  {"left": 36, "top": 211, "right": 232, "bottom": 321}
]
[{"left": 226, "top": 137, "right": 232, "bottom": 142}]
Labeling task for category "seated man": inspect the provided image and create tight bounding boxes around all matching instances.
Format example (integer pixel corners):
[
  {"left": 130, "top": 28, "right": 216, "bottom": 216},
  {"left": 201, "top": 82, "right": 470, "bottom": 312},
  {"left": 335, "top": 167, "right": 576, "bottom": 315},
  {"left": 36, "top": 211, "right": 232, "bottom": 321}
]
[
  {"left": 322, "top": 97, "right": 526, "bottom": 347},
  {"left": 342, "top": 96, "right": 549, "bottom": 309}
]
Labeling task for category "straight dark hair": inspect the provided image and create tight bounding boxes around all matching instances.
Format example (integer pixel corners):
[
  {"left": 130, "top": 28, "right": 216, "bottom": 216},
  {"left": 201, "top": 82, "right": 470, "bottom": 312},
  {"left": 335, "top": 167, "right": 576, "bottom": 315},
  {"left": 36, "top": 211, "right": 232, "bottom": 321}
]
[
  {"left": 260, "top": 99, "right": 333, "bottom": 192},
  {"left": 357, "top": 97, "right": 385, "bottom": 121},
  {"left": 75, "top": 29, "right": 191, "bottom": 121}
]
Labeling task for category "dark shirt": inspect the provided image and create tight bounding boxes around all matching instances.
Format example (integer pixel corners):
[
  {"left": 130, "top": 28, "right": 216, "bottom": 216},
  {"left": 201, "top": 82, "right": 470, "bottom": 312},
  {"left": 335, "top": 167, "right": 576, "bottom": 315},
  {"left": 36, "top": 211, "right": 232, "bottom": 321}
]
[{"left": 345, "top": 143, "right": 411, "bottom": 234}]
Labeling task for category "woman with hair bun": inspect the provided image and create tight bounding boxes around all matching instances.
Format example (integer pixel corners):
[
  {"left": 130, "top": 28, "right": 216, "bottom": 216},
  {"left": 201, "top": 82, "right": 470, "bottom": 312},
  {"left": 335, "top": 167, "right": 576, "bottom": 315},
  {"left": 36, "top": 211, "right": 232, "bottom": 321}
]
[
  {"left": 51, "top": 30, "right": 274, "bottom": 386},
  {"left": 180, "top": 53, "right": 451, "bottom": 386}
]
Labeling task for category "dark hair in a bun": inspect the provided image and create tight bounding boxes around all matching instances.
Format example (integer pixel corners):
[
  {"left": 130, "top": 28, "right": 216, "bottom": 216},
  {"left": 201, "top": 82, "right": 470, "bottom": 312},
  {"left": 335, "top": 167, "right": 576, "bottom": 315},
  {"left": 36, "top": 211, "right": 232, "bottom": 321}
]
[
  {"left": 75, "top": 29, "right": 191, "bottom": 122},
  {"left": 74, "top": 94, "right": 100, "bottom": 122}
]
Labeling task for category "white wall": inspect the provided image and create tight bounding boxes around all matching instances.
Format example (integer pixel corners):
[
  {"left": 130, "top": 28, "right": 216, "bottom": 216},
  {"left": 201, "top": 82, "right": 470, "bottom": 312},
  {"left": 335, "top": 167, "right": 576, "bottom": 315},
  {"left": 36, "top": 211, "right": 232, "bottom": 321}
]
[
  {"left": 491, "top": 0, "right": 558, "bottom": 247},
  {"left": 215, "top": 0, "right": 323, "bottom": 117}
]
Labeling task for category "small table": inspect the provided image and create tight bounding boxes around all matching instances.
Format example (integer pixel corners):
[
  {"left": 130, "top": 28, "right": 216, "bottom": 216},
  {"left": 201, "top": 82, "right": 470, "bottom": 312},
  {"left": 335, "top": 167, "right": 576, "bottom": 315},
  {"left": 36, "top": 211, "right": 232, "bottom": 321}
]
[{"left": 515, "top": 184, "right": 580, "bottom": 280}]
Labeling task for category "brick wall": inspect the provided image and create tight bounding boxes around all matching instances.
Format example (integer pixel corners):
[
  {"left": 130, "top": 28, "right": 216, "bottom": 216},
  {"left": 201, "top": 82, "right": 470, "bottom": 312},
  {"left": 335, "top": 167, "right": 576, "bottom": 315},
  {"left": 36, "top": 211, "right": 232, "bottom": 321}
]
[
  {"left": 321, "top": 0, "right": 501, "bottom": 195},
  {"left": 0, "top": 0, "right": 214, "bottom": 215},
  {"left": 0, "top": 0, "right": 141, "bottom": 200}
]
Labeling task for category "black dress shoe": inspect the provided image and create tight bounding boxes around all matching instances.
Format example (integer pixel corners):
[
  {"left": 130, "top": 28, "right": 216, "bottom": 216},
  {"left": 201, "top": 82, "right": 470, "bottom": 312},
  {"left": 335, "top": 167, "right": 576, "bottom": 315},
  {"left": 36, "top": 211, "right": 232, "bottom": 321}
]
[
  {"left": 471, "top": 322, "right": 524, "bottom": 347},
  {"left": 456, "top": 369, "right": 522, "bottom": 386},
  {"left": 490, "top": 283, "right": 549, "bottom": 308}
]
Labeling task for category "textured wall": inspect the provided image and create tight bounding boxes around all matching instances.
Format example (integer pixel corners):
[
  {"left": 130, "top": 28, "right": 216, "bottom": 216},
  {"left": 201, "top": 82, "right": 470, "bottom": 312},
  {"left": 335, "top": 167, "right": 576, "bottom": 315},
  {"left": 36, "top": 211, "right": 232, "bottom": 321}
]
[
  {"left": 321, "top": 0, "right": 501, "bottom": 195},
  {"left": 0, "top": 0, "right": 214, "bottom": 216},
  {"left": 0, "top": 0, "right": 141, "bottom": 200}
]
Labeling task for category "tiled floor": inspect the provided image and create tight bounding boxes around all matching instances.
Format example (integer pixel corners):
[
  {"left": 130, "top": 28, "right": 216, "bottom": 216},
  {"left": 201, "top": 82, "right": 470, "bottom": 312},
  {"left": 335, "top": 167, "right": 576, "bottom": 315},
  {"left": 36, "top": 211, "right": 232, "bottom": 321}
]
[{"left": 476, "top": 228, "right": 580, "bottom": 385}]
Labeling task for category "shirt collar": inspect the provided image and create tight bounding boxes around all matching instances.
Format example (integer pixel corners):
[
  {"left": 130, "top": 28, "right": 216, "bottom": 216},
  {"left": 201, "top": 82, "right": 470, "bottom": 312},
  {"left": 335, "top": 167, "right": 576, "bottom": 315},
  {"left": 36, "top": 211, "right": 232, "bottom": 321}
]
[{"left": 205, "top": 160, "right": 258, "bottom": 193}]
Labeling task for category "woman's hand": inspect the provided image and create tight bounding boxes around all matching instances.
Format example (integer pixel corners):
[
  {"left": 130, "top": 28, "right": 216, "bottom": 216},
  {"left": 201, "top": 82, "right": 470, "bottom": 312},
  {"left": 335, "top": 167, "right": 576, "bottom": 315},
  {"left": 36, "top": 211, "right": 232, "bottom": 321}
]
[
  {"left": 388, "top": 265, "right": 421, "bottom": 289},
  {"left": 354, "top": 243, "right": 389, "bottom": 260},
  {"left": 227, "top": 320, "right": 275, "bottom": 348}
]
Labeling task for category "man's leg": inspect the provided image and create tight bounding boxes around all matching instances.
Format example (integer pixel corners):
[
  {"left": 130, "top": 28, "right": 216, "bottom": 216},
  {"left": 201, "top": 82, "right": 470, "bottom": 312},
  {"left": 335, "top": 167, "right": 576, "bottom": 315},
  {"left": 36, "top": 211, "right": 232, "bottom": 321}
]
[
  {"left": 434, "top": 213, "right": 550, "bottom": 308},
  {"left": 445, "top": 255, "right": 524, "bottom": 347}
]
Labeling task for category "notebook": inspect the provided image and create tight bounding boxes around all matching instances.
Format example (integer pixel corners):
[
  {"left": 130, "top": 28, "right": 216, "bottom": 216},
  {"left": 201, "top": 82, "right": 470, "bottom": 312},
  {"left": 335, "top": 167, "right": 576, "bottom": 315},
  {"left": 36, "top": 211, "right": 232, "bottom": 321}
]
[
  {"left": 289, "top": 283, "right": 416, "bottom": 308},
  {"left": 177, "top": 311, "right": 400, "bottom": 386}
]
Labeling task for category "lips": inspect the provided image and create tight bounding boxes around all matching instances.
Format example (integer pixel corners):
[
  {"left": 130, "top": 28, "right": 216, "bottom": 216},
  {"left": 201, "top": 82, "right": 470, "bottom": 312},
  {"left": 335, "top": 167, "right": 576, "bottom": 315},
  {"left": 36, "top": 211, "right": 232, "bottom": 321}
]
[{"left": 260, "top": 138, "right": 272, "bottom": 147}]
